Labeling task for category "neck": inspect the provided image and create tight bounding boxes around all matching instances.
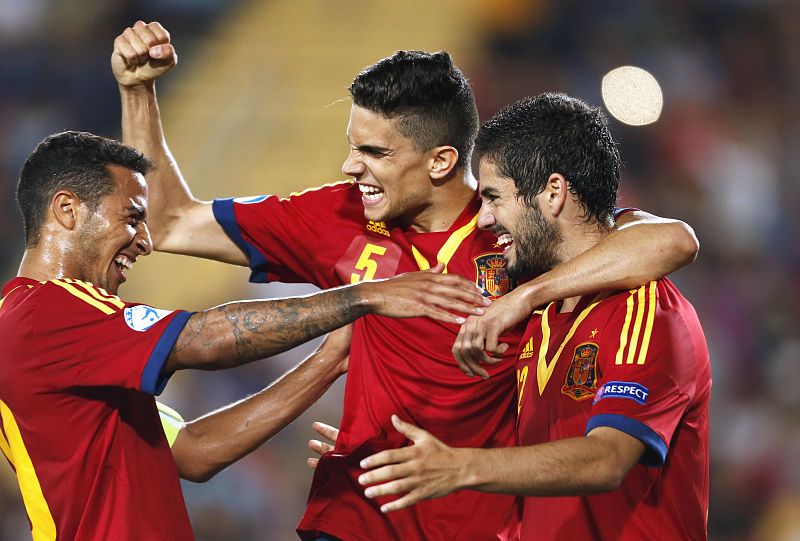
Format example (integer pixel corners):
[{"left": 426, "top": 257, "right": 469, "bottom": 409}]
[
  {"left": 554, "top": 218, "right": 613, "bottom": 313},
  {"left": 17, "top": 236, "right": 75, "bottom": 282},
  {"left": 407, "top": 169, "right": 477, "bottom": 233}
]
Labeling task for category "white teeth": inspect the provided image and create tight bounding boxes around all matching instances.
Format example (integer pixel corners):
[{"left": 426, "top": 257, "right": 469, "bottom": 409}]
[
  {"left": 114, "top": 255, "right": 133, "bottom": 269},
  {"left": 497, "top": 234, "right": 513, "bottom": 247},
  {"left": 358, "top": 184, "right": 384, "bottom": 199}
]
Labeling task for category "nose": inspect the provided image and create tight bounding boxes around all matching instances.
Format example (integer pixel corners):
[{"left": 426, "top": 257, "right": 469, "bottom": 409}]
[
  {"left": 477, "top": 205, "right": 496, "bottom": 230},
  {"left": 342, "top": 149, "right": 364, "bottom": 178},
  {"left": 135, "top": 222, "right": 153, "bottom": 256}
]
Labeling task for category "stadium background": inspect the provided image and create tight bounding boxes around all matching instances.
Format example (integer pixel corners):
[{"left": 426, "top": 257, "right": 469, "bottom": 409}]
[{"left": 1, "top": 0, "right": 798, "bottom": 539}]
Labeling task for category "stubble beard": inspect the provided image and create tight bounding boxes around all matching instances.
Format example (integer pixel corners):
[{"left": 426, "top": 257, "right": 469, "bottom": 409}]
[{"left": 507, "top": 202, "right": 563, "bottom": 281}]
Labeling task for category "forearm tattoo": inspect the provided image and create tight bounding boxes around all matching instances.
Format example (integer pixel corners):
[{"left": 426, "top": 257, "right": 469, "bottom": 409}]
[{"left": 174, "top": 284, "right": 365, "bottom": 369}]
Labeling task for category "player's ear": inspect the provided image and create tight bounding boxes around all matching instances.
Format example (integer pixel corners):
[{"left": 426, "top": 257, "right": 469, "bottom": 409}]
[
  {"left": 543, "top": 173, "right": 568, "bottom": 217},
  {"left": 428, "top": 146, "right": 459, "bottom": 181},
  {"left": 51, "top": 190, "right": 81, "bottom": 231}
]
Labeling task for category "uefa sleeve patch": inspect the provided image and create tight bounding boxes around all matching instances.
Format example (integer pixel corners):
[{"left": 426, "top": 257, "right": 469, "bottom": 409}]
[
  {"left": 124, "top": 305, "right": 174, "bottom": 332},
  {"left": 593, "top": 381, "right": 649, "bottom": 405}
]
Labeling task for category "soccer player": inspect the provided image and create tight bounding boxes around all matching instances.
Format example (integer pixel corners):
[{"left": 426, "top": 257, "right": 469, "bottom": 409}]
[
  {"left": 0, "top": 131, "right": 487, "bottom": 540},
  {"left": 357, "top": 94, "right": 711, "bottom": 541},
  {"left": 114, "top": 22, "right": 699, "bottom": 540}
]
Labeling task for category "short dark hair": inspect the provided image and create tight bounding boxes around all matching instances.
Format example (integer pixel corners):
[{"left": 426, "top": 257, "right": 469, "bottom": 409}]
[
  {"left": 476, "top": 93, "right": 620, "bottom": 224},
  {"left": 17, "top": 131, "right": 153, "bottom": 247},
  {"left": 349, "top": 50, "right": 479, "bottom": 169}
]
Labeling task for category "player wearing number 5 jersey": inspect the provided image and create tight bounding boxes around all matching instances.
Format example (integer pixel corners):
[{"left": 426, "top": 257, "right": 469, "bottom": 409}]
[
  {"left": 214, "top": 183, "right": 521, "bottom": 539},
  {"left": 115, "top": 21, "right": 700, "bottom": 540}
]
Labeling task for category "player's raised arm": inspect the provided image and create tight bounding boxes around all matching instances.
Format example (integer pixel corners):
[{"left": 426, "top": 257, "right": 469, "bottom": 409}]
[
  {"left": 453, "top": 211, "right": 698, "bottom": 377},
  {"left": 165, "top": 264, "right": 489, "bottom": 373},
  {"left": 171, "top": 325, "right": 352, "bottom": 482},
  {"left": 113, "top": 21, "right": 247, "bottom": 265}
]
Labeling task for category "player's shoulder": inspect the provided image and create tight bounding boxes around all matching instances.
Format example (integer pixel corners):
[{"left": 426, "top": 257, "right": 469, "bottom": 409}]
[
  {"left": 37, "top": 278, "right": 127, "bottom": 317},
  {"left": 603, "top": 278, "right": 700, "bottom": 334},
  {"left": 284, "top": 180, "right": 356, "bottom": 204},
  {"left": 287, "top": 180, "right": 355, "bottom": 196}
]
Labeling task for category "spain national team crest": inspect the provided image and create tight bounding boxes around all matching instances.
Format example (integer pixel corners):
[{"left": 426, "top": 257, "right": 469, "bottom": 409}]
[
  {"left": 561, "top": 343, "right": 599, "bottom": 401},
  {"left": 474, "top": 253, "right": 513, "bottom": 300}
]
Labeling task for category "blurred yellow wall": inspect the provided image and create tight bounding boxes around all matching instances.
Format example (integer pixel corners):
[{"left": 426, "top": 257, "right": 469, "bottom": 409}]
[{"left": 126, "top": 0, "right": 485, "bottom": 309}]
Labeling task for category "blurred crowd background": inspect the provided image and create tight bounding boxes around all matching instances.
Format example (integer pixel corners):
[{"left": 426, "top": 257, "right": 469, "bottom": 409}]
[{"left": 1, "top": 0, "right": 798, "bottom": 539}]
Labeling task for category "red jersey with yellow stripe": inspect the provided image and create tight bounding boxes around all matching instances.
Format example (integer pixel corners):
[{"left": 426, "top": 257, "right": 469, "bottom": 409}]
[
  {"left": 213, "top": 182, "right": 519, "bottom": 541},
  {"left": 0, "top": 277, "right": 194, "bottom": 541},
  {"left": 515, "top": 279, "right": 710, "bottom": 540}
]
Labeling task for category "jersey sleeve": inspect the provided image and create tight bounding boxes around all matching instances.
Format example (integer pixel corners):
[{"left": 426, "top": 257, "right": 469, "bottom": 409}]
[
  {"left": 585, "top": 282, "right": 699, "bottom": 467},
  {"left": 35, "top": 280, "right": 192, "bottom": 396},
  {"left": 212, "top": 183, "right": 351, "bottom": 285}
]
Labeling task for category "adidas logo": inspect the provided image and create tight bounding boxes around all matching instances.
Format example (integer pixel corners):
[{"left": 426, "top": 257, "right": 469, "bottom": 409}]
[
  {"left": 366, "top": 220, "right": 390, "bottom": 237},
  {"left": 519, "top": 337, "right": 534, "bottom": 359}
]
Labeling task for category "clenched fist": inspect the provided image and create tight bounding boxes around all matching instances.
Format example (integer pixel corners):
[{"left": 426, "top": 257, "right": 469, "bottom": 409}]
[{"left": 112, "top": 21, "right": 177, "bottom": 87}]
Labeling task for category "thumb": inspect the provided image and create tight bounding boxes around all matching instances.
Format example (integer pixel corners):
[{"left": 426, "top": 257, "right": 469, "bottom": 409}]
[
  {"left": 149, "top": 43, "right": 175, "bottom": 60},
  {"left": 391, "top": 414, "right": 427, "bottom": 441},
  {"left": 427, "top": 262, "right": 445, "bottom": 274}
]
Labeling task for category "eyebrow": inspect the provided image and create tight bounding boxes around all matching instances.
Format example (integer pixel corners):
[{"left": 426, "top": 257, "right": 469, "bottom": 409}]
[
  {"left": 347, "top": 136, "right": 390, "bottom": 154},
  {"left": 480, "top": 186, "right": 501, "bottom": 198}
]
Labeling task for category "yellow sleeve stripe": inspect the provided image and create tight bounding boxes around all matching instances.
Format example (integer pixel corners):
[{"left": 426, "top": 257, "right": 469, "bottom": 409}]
[
  {"left": 615, "top": 282, "right": 658, "bottom": 366},
  {"left": 615, "top": 290, "right": 636, "bottom": 365},
  {"left": 0, "top": 400, "right": 57, "bottom": 541},
  {"left": 50, "top": 280, "right": 118, "bottom": 315},
  {"left": 65, "top": 279, "right": 125, "bottom": 309},
  {"left": 625, "top": 285, "right": 647, "bottom": 365},
  {"left": 636, "top": 281, "right": 658, "bottom": 365}
]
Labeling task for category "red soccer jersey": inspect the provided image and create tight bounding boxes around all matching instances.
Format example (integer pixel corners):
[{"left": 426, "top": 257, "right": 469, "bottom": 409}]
[
  {"left": 0, "top": 277, "right": 195, "bottom": 541},
  {"left": 213, "top": 182, "right": 519, "bottom": 540},
  {"left": 515, "top": 279, "right": 710, "bottom": 541}
]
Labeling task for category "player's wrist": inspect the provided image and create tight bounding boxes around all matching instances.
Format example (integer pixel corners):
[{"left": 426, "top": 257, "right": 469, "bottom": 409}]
[
  {"left": 118, "top": 79, "right": 156, "bottom": 96},
  {"left": 457, "top": 448, "right": 486, "bottom": 491},
  {"left": 349, "top": 280, "right": 383, "bottom": 315}
]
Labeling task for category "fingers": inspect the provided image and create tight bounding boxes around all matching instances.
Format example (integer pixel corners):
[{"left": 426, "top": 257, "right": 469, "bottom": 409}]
[
  {"left": 378, "top": 491, "right": 424, "bottom": 513},
  {"left": 452, "top": 318, "right": 490, "bottom": 379},
  {"left": 308, "top": 438, "right": 334, "bottom": 455},
  {"left": 390, "top": 414, "right": 425, "bottom": 441},
  {"left": 115, "top": 21, "right": 173, "bottom": 66},
  {"left": 306, "top": 457, "right": 319, "bottom": 470},
  {"left": 312, "top": 421, "right": 339, "bottom": 443}
]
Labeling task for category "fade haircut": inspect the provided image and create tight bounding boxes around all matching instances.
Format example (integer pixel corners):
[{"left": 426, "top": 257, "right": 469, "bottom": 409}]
[
  {"left": 17, "top": 131, "right": 153, "bottom": 247},
  {"left": 349, "top": 50, "right": 479, "bottom": 169},
  {"left": 476, "top": 93, "right": 621, "bottom": 224}
]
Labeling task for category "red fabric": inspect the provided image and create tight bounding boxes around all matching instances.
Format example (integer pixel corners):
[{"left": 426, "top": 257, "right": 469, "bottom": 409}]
[
  {"left": 218, "top": 183, "right": 519, "bottom": 540},
  {"left": 515, "top": 279, "right": 710, "bottom": 540},
  {"left": 0, "top": 277, "right": 194, "bottom": 540}
]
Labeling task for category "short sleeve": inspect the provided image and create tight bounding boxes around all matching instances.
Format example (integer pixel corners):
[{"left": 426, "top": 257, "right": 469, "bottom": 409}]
[
  {"left": 35, "top": 280, "right": 192, "bottom": 396},
  {"left": 212, "top": 183, "right": 352, "bottom": 285},
  {"left": 586, "top": 282, "right": 699, "bottom": 466}
]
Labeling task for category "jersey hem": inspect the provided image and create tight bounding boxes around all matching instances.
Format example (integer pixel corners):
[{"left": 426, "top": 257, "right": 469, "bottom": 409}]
[
  {"left": 141, "top": 311, "right": 193, "bottom": 395},
  {"left": 212, "top": 198, "right": 271, "bottom": 283},
  {"left": 586, "top": 412, "right": 668, "bottom": 466}
]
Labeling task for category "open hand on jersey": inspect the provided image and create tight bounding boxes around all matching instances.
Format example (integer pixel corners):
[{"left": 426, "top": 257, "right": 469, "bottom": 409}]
[
  {"left": 112, "top": 21, "right": 177, "bottom": 87},
  {"left": 357, "top": 415, "right": 466, "bottom": 513},
  {"left": 452, "top": 286, "right": 534, "bottom": 379},
  {"left": 361, "top": 263, "right": 490, "bottom": 325},
  {"left": 306, "top": 422, "right": 339, "bottom": 469}
]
